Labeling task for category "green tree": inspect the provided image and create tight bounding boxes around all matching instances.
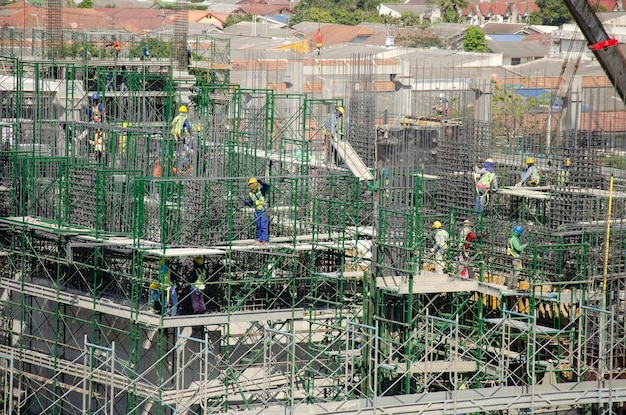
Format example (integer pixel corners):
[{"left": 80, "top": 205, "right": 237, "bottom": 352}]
[
  {"left": 439, "top": 0, "right": 467, "bottom": 23},
  {"left": 532, "top": 0, "right": 572, "bottom": 26},
  {"left": 463, "top": 26, "right": 488, "bottom": 52},
  {"left": 77, "top": 0, "right": 94, "bottom": 8},
  {"left": 491, "top": 83, "right": 550, "bottom": 154}
]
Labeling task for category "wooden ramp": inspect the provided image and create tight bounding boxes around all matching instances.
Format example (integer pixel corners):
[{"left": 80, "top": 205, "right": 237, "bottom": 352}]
[{"left": 329, "top": 138, "right": 374, "bottom": 181}]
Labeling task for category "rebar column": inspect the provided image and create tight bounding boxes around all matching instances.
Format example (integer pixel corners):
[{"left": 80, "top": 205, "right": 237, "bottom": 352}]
[
  {"left": 46, "top": 0, "right": 62, "bottom": 59},
  {"left": 174, "top": 0, "right": 190, "bottom": 69}
]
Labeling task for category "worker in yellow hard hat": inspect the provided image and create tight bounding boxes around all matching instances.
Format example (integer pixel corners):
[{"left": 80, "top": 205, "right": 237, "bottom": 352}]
[
  {"left": 245, "top": 177, "right": 271, "bottom": 245},
  {"left": 322, "top": 104, "right": 344, "bottom": 165},
  {"left": 430, "top": 221, "right": 449, "bottom": 274},
  {"left": 516, "top": 157, "right": 540, "bottom": 187},
  {"left": 188, "top": 257, "right": 207, "bottom": 314},
  {"left": 148, "top": 282, "right": 163, "bottom": 314},
  {"left": 170, "top": 105, "right": 191, "bottom": 142},
  {"left": 558, "top": 157, "right": 571, "bottom": 186}
]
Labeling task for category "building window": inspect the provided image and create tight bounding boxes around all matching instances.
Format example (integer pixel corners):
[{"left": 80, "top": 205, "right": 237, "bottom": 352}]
[{"left": 511, "top": 57, "right": 521, "bottom": 65}]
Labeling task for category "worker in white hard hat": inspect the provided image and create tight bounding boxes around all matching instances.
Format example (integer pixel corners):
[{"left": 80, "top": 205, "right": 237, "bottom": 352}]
[
  {"left": 473, "top": 158, "right": 498, "bottom": 213},
  {"left": 430, "top": 221, "right": 449, "bottom": 274},
  {"left": 433, "top": 92, "right": 449, "bottom": 119}
]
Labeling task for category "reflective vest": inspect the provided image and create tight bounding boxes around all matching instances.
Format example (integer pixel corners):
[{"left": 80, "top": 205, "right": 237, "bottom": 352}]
[
  {"left": 527, "top": 165, "right": 540, "bottom": 185},
  {"left": 92, "top": 104, "right": 102, "bottom": 123},
  {"left": 94, "top": 131, "right": 104, "bottom": 152},
  {"left": 476, "top": 171, "right": 495, "bottom": 190},
  {"left": 558, "top": 168, "right": 569, "bottom": 186},
  {"left": 171, "top": 114, "right": 188, "bottom": 138},
  {"left": 114, "top": 39, "right": 120, "bottom": 51},
  {"left": 434, "top": 229, "right": 449, "bottom": 252},
  {"left": 249, "top": 190, "right": 267, "bottom": 211},
  {"left": 192, "top": 266, "right": 206, "bottom": 290}
]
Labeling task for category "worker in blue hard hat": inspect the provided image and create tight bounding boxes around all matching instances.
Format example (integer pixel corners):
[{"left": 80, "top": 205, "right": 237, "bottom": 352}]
[
  {"left": 506, "top": 225, "right": 527, "bottom": 290},
  {"left": 87, "top": 92, "right": 105, "bottom": 123}
]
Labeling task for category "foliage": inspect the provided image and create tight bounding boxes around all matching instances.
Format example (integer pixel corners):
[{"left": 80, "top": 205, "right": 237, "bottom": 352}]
[
  {"left": 491, "top": 83, "right": 551, "bottom": 154},
  {"left": 463, "top": 26, "right": 488, "bottom": 52},
  {"left": 77, "top": 0, "right": 94, "bottom": 8},
  {"left": 395, "top": 30, "right": 445, "bottom": 48},
  {"left": 531, "top": 0, "right": 572, "bottom": 26},
  {"left": 223, "top": 14, "right": 253, "bottom": 29},
  {"left": 439, "top": 0, "right": 467, "bottom": 23},
  {"left": 290, "top": 0, "right": 388, "bottom": 26}
]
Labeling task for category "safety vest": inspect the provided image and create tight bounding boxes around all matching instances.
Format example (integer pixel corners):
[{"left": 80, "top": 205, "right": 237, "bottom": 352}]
[
  {"left": 435, "top": 229, "right": 449, "bottom": 251},
  {"left": 507, "top": 235, "right": 523, "bottom": 257},
  {"left": 171, "top": 114, "right": 187, "bottom": 138},
  {"left": 557, "top": 168, "right": 569, "bottom": 186},
  {"left": 193, "top": 266, "right": 206, "bottom": 290},
  {"left": 528, "top": 166, "right": 540, "bottom": 185},
  {"left": 94, "top": 131, "right": 104, "bottom": 152},
  {"left": 92, "top": 104, "right": 102, "bottom": 123},
  {"left": 476, "top": 171, "right": 495, "bottom": 190},
  {"left": 114, "top": 39, "right": 120, "bottom": 51},
  {"left": 249, "top": 190, "right": 267, "bottom": 211}
]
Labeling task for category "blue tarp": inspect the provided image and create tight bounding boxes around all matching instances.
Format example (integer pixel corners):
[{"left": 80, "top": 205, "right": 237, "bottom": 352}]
[
  {"left": 490, "top": 34, "right": 522, "bottom": 42},
  {"left": 513, "top": 88, "right": 590, "bottom": 111}
]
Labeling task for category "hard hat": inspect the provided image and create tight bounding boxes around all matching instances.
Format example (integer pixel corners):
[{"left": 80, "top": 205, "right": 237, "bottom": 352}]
[
  {"left": 525, "top": 157, "right": 535, "bottom": 165},
  {"left": 179, "top": 105, "right": 188, "bottom": 113},
  {"left": 150, "top": 282, "right": 160, "bottom": 289},
  {"left": 485, "top": 158, "right": 494, "bottom": 163},
  {"left": 248, "top": 177, "right": 258, "bottom": 185},
  {"left": 433, "top": 220, "right": 442, "bottom": 229},
  {"left": 565, "top": 157, "right": 571, "bottom": 167},
  {"left": 463, "top": 219, "right": 471, "bottom": 226},
  {"left": 513, "top": 225, "right": 523, "bottom": 236},
  {"left": 336, "top": 106, "right": 344, "bottom": 116},
  {"left": 438, "top": 93, "right": 445, "bottom": 99},
  {"left": 194, "top": 256, "right": 204, "bottom": 265},
  {"left": 91, "top": 93, "right": 99, "bottom": 100}
]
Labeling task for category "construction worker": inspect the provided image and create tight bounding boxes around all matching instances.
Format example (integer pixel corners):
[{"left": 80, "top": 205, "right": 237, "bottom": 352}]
[
  {"left": 171, "top": 105, "right": 192, "bottom": 143},
  {"left": 245, "top": 177, "right": 271, "bottom": 245},
  {"left": 148, "top": 282, "right": 163, "bottom": 314},
  {"left": 516, "top": 157, "right": 541, "bottom": 187},
  {"left": 322, "top": 105, "right": 344, "bottom": 165},
  {"left": 557, "top": 157, "right": 571, "bottom": 186},
  {"left": 89, "top": 128, "right": 105, "bottom": 163},
  {"left": 87, "top": 93, "right": 105, "bottom": 123},
  {"left": 106, "top": 37, "right": 121, "bottom": 59},
  {"left": 430, "top": 221, "right": 449, "bottom": 274},
  {"left": 188, "top": 256, "right": 207, "bottom": 314},
  {"left": 458, "top": 219, "right": 472, "bottom": 279},
  {"left": 507, "top": 225, "right": 527, "bottom": 290},
  {"left": 433, "top": 93, "right": 449, "bottom": 119},
  {"left": 473, "top": 158, "right": 498, "bottom": 213},
  {"left": 159, "top": 257, "right": 178, "bottom": 316}
]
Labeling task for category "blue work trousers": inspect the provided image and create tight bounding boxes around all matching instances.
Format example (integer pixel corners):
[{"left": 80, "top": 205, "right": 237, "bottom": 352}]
[{"left": 254, "top": 209, "right": 269, "bottom": 242}]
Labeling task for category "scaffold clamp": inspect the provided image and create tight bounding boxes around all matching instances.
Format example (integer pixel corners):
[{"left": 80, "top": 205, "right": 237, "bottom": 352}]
[{"left": 589, "top": 38, "right": 618, "bottom": 51}]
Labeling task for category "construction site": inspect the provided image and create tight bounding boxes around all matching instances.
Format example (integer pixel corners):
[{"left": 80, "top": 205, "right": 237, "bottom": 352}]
[{"left": 3, "top": 0, "right": 626, "bottom": 414}]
